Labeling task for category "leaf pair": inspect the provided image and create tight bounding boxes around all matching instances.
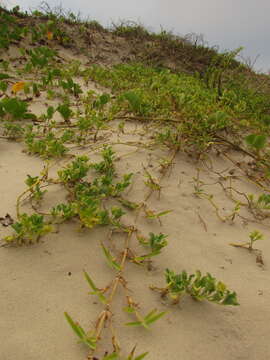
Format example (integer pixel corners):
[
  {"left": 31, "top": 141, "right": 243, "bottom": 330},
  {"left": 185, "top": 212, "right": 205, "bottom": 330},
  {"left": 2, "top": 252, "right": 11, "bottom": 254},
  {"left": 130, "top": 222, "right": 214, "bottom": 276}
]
[
  {"left": 84, "top": 270, "right": 107, "bottom": 304},
  {"left": 126, "top": 309, "right": 166, "bottom": 329},
  {"left": 64, "top": 312, "right": 96, "bottom": 349},
  {"left": 101, "top": 243, "right": 121, "bottom": 271}
]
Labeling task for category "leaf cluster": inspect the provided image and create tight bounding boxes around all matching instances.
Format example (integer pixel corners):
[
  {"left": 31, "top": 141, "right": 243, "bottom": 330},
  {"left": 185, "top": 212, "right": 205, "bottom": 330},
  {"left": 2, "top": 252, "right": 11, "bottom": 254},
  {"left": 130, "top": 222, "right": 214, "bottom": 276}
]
[
  {"left": 0, "top": 11, "right": 25, "bottom": 49},
  {"left": 0, "top": 97, "right": 36, "bottom": 121},
  {"left": 25, "top": 46, "right": 56, "bottom": 70},
  {"left": 4, "top": 213, "right": 52, "bottom": 245},
  {"left": 135, "top": 233, "right": 168, "bottom": 262},
  {"left": 25, "top": 129, "right": 68, "bottom": 158},
  {"left": 164, "top": 269, "right": 239, "bottom": 305}
]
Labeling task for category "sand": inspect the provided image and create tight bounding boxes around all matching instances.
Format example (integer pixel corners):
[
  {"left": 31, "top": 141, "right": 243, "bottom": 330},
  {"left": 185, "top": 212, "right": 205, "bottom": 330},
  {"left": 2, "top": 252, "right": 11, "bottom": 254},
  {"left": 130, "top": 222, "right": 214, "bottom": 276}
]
[{"left": 1, "top": 41, "right": 270, "bottom": 360}]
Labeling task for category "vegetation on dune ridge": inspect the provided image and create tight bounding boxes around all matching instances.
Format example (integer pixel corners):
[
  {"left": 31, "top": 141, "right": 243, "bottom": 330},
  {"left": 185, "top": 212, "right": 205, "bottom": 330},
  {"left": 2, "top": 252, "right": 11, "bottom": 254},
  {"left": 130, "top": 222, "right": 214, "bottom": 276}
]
[
  {"left": 0, "top": 3, "right": 260, "bottom": 72},
  {"left": 1, "top": 3, "right": 270, "bottom": 359}
]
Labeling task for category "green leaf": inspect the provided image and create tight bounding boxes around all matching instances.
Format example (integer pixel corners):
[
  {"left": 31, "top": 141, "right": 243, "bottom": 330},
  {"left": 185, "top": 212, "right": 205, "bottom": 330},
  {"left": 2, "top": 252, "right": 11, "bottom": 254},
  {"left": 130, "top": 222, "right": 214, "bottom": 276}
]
[
  {"left": 0, "top": 81, "right": 8, "bottom": 92},
  {"left": 118, "top": 197, "right": 138, "bottom": 209},
  {"left": 57, "top": 103, "right": 73, "bottom": 121},
  {"left": 144, "top": 309, "right": 166, "bottom": 325},
  {"left": 64, "top": 312, "right": 96, "bottom": 349},
  {"left": 245, "top": 134, "right": 267, "bottom": 150},
  {"left": 123, "top": 306, "right": 136, "bottom": 313},
  {"left": 222, "top": 292, "right": 239, "bottom": 306},
  {"left": 103, "top": 353, "right": 119, "bottom": 360},
  {"left": 123, "top": 91, "right": 141, "bottom": 113},
  {"left": 83, "top": 270, "right": 107, "bottom": 304},
  {"left": 64, "top": 312, "right": 86, "bottom": 340},
  {"left": 134, "top": 252, "right": 160, "bottom": 262},
  {"left": 134, "top": 352, "right": 149, "bottom": 360},
  {"left": 125, "top": 321, "right": 143, "bottom": 327},
  {"left": 24, "top": 113, "right": 37, "bottom": 120},
  {"left": 146, "top": 210, "right": 172, "bottom": 219},
  {"left": 0, "top": 73, "right": 11, "bottom": 80},
  {"left": 101, "top": 243, "right": 121, "bottom": 271},
  {"left": 47, "top": 106, "right": 54, "bottom": 120}
]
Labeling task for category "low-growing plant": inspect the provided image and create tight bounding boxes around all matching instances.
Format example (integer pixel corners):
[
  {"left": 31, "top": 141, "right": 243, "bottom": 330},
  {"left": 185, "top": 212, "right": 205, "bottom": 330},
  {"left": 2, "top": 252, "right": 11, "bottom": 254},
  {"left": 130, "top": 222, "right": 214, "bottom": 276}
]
[
  {"left": 51, "top": 203, "right": 76, "bottom": 222},
  {"left": 3, "top": 122, "right": 24, "bottom": 139},
  {"left": 25, "top": 174, "right": 47, "bottom": 203},
  {"left": 42, "top": 68, "right": 62, "bottom": 87},
  {"left": 57, "top": 103, "right": 73, "bottom": 123},
  {"left": 5, "top": 10, "right": 270, "bottom": 359},
  {"left": 25, "top": 129, "right": 68, "bottom": 158},
  {"left": 0, "top": 80, "right": 8, "bottom": 94},
  {"left": 252, "top": 193, "right": 270, "bottom": 210},
  {"left": 25, "top": 46, "right": 56, "bottom": 70},
  {"left": 59, "top": 76, "right": 82, "bottom": 97},
  {"left": 133, "top": 232, "right": 168, "bottom": 263},
  {"left": 3, "top": 213, "right": 52, "bottom": 245},
  {"left": 57, "top": 156, "right": 90, "bottom": 183},
  {"left": 125, "top": 308, "right": 166, "bottom": 329},
  {"left": 143, "top": 167, "right": 162, "bottom": 199},
  {"left": 0, "top": 10, "right": 25, "bottom": 49},
  {"left": 65, "top": 226, "right": 165, "bottom": 359},
  {"left": 119, "top": 91, "right": 152, "bottom": 116},
  {"left": 0, "top": 97, "right": 36, "bottom": 121},
  {"left": 151, "top": 269, "right": 239, "bottom": 306},
  {"left": 90, "top": 146, "right": 116, "bottom": 176},
  {"left": 245, "top": 133, "right": 267, "bottom": 156},
  {"left": 230, "top": 230, "right": 264, "bottom": 251},
  {"left": 247, "top": 193, "right": 270, "bottom": 219}
]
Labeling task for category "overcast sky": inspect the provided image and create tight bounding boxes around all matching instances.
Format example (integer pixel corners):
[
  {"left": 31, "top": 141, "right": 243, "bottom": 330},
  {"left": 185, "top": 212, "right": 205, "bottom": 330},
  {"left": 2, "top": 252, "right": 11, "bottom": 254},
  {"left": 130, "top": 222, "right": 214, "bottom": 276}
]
[{"left": 5, "top": 0, "right": 270, "bottom": 72}]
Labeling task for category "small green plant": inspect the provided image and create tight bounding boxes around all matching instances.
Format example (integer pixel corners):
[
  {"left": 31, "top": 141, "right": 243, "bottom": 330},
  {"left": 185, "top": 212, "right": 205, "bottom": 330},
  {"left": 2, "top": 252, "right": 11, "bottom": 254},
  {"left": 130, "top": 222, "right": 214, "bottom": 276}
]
[
  {"left": 3, "top": 122, "right": 24, "bottom": 139},
  {"left": 247, "top": 193, "right": 270, "bottom": 219},
  {"left": 25, "top": 174, "right": 47, "bottom": 203},
  {"left": 0, "top": 80, "right": 8, "bottom": 94},
  {"left": 59, "top": 76, "right": 82, "bottom": 97},
  {"left": 0, "top": 97, "right": 36, "bottom": 121},
  {"left": 0, "top": 72, "right": 11, "bottom": 81},
  {"left": 57, "top": 103, "right": 73, "bottom": 123},
  {"left": 25, "top": 46, "right": 56, "bottom": 70},
  {"left": 133, "top": 233, "right": 168, "bottom": 263},
  {"left": 0, "top": 61, "right": 9, "bottom": 72},
  {"left": 125, "top": 308, "right": 166, "bottom": 329},
  {"left": 142, "top": 204, "right": 172, "bottom": 224},
  {"left": 51, "top": 203, "right": 76, "bottom": 222},
  {"left": 42, "top": 67, "right": 62, "bottom": 87},
  {"left": 152, "top": 269, "right": 239, "bottom": 306},
  {"left": 255, "top": 194, "right": 270, "bottom": 210},
  {"left": 3, "top": 213, "right": 52, "bottom": 245},
  {"left": 120, "top": 91, "right": 151, "bottom": 116},
  {"left": 245, "top": 134, "right": 267, "bottom": 156},
  {"left": 143, "top": 167, "right": 162, "bottom": 198},
  {"left": 231, "top": 230, "right": 264, "bottom": 251},
  {"left": 25, "top": 130, "right": 68, "bottom": 158},
  {"left": 155, "top": 127, "right": 181, "bottom": 150},
  {"left": 257, "top": 194, "right": 270, "bottom": 210},
  {"left": 0, "top": 11, "right": 25, "bottom": 49},
  {"left": 90, "top": 146, "right": 116, "bottom": 176},
  {"left": 58, "top": 156, "right": 90, "bottom": 183}
]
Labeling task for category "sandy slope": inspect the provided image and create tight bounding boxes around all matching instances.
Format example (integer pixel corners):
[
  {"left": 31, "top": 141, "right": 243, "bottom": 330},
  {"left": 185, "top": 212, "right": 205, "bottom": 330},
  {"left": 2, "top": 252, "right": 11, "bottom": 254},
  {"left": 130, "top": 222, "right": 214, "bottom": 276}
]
[
  {"left": 1, "top": 40, "right": 270, "bottom": 360},
  {"left": 1, "top": 130, "right": 270, "bottom": 360}
]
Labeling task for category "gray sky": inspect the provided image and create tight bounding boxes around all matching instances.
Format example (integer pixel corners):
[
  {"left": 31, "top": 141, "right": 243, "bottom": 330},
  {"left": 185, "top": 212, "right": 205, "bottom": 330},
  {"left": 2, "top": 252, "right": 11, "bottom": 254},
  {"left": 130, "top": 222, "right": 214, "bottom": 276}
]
[{"left": 5, "top": 0, "right": 270, "bottom": 72}]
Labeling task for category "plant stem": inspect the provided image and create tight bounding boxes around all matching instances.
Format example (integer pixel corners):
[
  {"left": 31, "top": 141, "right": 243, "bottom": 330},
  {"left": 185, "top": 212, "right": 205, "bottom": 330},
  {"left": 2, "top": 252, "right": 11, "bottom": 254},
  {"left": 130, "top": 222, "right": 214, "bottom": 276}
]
[{"left": 88, "top": 228, "right": 134, "bottom": 359}]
